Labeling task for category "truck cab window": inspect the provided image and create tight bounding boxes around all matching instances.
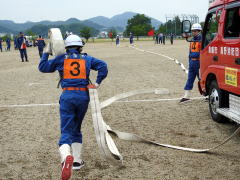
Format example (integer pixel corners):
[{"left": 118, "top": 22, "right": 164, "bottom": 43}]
[
  {"left": 202, "top": 12, "right": 219, "bottom": 48},
  {"left": 224, "top": 7, "right": 240, "bottom": 38}
]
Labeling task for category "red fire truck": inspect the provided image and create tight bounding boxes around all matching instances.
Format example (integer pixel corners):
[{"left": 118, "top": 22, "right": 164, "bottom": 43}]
[{"left": 182, "top": 0, "right": 240, "bottom": 123}]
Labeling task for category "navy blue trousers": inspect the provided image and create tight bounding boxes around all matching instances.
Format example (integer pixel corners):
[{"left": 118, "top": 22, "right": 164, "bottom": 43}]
[
  {"left": 59, "top": 90, "right": 89, "bottom": 145},
  {"left": 184, "top": 59, "right": 200, "bottom": 90},
  {"left": 38, "top": 47, "right": 44, "bottom": 58},
  {"left": 19, "top": 49, "right": 28, "bottom": 61}
]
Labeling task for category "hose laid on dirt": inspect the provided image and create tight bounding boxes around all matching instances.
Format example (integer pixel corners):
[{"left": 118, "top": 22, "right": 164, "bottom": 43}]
[
  {"left": 129, "top": 46, "right": 189, "bottom": 74},
  {"left": 107, "top": 127, "right": 240, "bottom": 153},
  {"left": 88, "top": 86, "right": 240, "bottom": 164},
  {"left": 100, "top": 90, "right": 240, "bottom": 153},
  {"left": 100, "top": 88, "right": 169, "bottom": 109},
  {"left": 89, "top": 87, "right": 170, "bottom": 164}
]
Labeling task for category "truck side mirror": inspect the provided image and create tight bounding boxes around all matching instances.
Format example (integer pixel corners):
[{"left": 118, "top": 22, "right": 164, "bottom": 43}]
[{"left": 182, "top": 20, "right": 191, "bottom": 37}]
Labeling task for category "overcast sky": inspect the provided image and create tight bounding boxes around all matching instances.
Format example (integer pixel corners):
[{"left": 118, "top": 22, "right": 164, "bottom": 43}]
[{"left": 1, "top": 0, "right": 209, "bottom": 23}]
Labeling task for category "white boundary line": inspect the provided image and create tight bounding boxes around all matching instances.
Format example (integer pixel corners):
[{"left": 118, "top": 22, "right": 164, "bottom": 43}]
[
  {"left": 0, "top": 103, "right": 58, "bottom": 108},
  {"left": 117, "top": 97, "right": 205, "bottom": 103},
  {"left": 28, "top": 83, "right": 42, "bottom": 86},
  {"left": 0, "top": 97, "right": 205, "bottom": 108}
]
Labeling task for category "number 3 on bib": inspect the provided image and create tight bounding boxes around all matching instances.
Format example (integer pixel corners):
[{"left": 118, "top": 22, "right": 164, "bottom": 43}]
[{"left": 63, "top": 59, "right": 87, "bottom": 79}]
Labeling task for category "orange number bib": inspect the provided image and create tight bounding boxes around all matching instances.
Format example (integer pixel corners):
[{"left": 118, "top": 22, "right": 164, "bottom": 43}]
[
  {"left": 63, "top": 59, "right": 86, "bottom": 79},
  {"left": 190, "top": 42, "right": 201, "bottom": 53}
]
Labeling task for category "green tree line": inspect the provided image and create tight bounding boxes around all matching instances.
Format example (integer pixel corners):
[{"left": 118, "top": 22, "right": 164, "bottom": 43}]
[
  {"left": 124, "top": 14, "right": 184, "bottom": 39},
  {"left": 124, "top": 14, "right": 153, "bottom": 39}
]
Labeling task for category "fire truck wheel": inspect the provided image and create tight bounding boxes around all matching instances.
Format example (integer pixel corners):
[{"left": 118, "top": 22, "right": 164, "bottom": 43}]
[{"left": 209, "top": 80, "right": 228, "bottom": 123}]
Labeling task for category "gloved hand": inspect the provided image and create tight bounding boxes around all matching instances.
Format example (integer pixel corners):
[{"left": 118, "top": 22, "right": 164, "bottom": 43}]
[
  {"left": 87, "top": 83, "right": 99, "bottom": 89},
  {"left": 43, "top": 43, "right": 52, "bottom": 55}
]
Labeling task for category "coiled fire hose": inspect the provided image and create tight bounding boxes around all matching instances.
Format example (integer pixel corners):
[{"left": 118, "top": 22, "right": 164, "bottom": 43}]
[{"left": 48, "top": 28, "right": 65, "bottom": 56}]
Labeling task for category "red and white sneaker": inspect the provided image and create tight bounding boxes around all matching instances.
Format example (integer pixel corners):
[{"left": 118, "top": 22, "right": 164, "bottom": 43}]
[
  {"left": 72, "top": 160, "right": 85, "bottom": 170},
  {"left": 61, "top": 155, "right": 74, "bottom": 180}
]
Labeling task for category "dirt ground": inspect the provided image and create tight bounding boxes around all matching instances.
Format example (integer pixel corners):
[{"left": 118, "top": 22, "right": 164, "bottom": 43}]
[{"left": 0, "top": 40, "right": 240, "bottom": 180}]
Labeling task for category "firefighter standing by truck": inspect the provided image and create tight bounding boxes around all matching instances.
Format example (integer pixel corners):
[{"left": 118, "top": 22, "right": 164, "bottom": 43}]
[
  {"left": 180, "top": 23, "right": 202, "bottom": 103},
  {"left": 38, "top": 34, "right": 108, "bottom": 180}
]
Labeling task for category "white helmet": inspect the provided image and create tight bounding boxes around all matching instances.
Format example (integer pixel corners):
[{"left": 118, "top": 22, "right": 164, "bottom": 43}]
[
  {"left": 65, "top": 34, "right": 83, "bottom": 47},
  {"left": 191, "top": 23, "right": 202, "bottom": 31}
]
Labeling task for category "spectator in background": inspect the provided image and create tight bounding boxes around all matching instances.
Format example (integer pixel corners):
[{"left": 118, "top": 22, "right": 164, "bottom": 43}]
[
  {"left": 158, "top": 33, "right": 163, "bottom": 44},
  {"left": 116, "top": 35, "right": 120, "bottom": 46},
  {"left": 155, "top": 33, "right": 159, "bottom": 44},
  {"left": 0, "top": 38, "right": 2, "bottom": 52},
  {"left": 6, "top": 38, "right": 11, "bottom": 51},
  {"left": 36, "top": 35, "right": 46, "bottom": 58},
  {"left": 170, "top": 33, "right": 174, "bottom": 45},
  {"left": 162, "top": 34, "right": 165, "bottom": 45},
  {"left": 64, "top": 31, "right": 69, "bottom": 40},
  {"left": 14, "top": 37, "right": 18, "bottom": 50},
  {"left": 129, "top": 33, "right": 134, "bottom": 45},
  {"left": 17, "top": 32, "right": 28, "bottom": 62},
  {"left": 33, "top": 39, "right": 37, "bottom": 47}
]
